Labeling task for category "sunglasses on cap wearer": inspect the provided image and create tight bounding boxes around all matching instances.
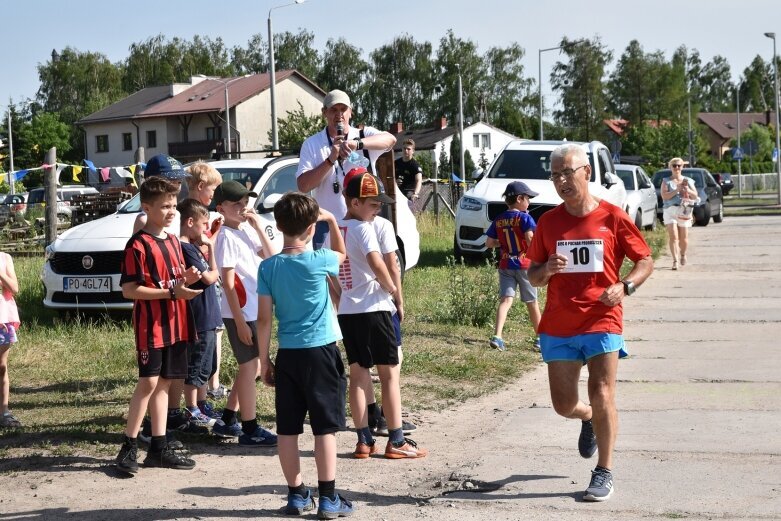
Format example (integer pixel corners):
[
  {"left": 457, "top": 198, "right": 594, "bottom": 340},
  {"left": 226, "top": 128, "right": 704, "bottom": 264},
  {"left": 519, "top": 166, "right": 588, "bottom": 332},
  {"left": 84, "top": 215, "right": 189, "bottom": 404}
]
[{"left": 671, "top": 163, "right": 684, "bottom": 168}]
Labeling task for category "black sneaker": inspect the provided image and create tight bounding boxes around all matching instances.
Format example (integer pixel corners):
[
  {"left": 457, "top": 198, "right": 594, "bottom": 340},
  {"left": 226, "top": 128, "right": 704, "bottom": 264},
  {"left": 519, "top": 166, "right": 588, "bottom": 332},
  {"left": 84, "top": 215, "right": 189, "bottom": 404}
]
[
  {"left": 578, "top": 420, "right": 597, "bottom": 458},
  {"left": 115, "top": 441, "right": 139, "bottom": 474},
  {"left": 137, "top": 418, "right": 184, "bottom": 450},
  {"left": 143, "top": 445, "right": 196, "bottom": 470},
  {"left": 370, "top": 407, "right": 417, "bottom": 436},
  {"left": 583, "top": 467, "right": 614, "bottom": 501}
]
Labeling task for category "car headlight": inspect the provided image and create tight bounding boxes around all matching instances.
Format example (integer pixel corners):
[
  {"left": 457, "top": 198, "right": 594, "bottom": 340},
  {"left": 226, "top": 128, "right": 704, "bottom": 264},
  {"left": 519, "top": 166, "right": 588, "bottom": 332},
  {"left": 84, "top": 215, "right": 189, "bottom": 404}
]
[
  {"left": 459, "top": 196, "right": 483, "bottom": 211},
  {"left": 44, "top": 244, "right": 56, "bottom": 262}
]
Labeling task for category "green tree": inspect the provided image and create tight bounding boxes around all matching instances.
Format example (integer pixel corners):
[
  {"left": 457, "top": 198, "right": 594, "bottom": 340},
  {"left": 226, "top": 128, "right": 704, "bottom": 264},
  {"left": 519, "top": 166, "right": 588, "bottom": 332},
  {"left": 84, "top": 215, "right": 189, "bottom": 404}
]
[
  {"left": 271, "top": 101, "right": 323, "bottom": 152},
  {"left": 230, "top": 34, "right": 267, "bottom": 74},
  {"left": 438, "top": 142, "right": 449, "bottom": 180},
  {"left": 431, "top": 30, "right": 484, "bottom": 129},
  {"left": 272, "top": 29, "right": 320, "bottom": 81},
  {"left": 317, "top": 38, "right": 369, "bottom": 97},
  {"left": 621, "top": 122, "right": 709, "bottom": 169},
  {"left": 480, "top": 43, "right": 535, "bottom": 137},
  {"left": 740, "top": 55, "right": 774, "bottom": 112},
  {"left": 364, "top": 35, "right": 435, "bottom": 129},
  {"left": 37, "top": 47, "right": 125, "bottom": 162},
  {"left": 551, "top": 37, "right": 613, "bottom": 141},
  {"left": 731, "top": 123, "right": 773, "bottom": 161},
  {"left": 696, "top": 55, "right": 734, "bottom": 111}
]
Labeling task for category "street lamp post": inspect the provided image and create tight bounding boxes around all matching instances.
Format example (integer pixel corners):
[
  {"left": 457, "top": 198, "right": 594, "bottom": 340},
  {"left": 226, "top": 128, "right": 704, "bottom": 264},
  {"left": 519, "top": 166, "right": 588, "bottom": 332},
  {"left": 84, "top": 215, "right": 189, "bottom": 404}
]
[
  {"left": 197, "top": 75, "right": 247, "bottom": 158},
  {"left": 268, "top": 0, "right": 306, "bottom": 152},
  {"left": 6, "top": 103, "right": 14, "bottom": 195},
  {"left": 737, "top": 81, "right": 743, "bottom": 197},
  {"left": 457, "top": 65, "right": 465, "bottom": 182},
  {"left": 538, "top": 45, "right": 564, "bottom": 140},
  {"left": 765, "top": 32, "right": 781, "bottom": 205}
]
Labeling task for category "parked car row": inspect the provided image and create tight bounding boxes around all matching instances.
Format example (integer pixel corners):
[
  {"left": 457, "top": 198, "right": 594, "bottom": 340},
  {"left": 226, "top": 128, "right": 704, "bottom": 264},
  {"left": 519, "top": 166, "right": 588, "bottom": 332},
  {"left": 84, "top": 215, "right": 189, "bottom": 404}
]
[
  {"left": 0, "top": 185, "right": 100, "bottom": 227},
  {"left": 41, "top": 156, "right": 421, "bottom": 312}
]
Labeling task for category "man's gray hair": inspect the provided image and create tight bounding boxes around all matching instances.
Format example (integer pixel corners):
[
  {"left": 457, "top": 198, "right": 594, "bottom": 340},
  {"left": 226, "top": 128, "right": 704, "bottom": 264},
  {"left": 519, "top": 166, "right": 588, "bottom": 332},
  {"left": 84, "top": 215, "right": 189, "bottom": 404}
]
[{"left": 550, "top": 143, "right": 588, "bottom": 165}]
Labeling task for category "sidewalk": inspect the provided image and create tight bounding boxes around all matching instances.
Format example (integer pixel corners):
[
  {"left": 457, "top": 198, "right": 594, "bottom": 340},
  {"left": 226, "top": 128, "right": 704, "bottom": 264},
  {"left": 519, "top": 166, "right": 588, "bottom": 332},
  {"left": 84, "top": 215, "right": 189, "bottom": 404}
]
[{"left": 436, "top": 215, "right": 781, "bottom": 520}]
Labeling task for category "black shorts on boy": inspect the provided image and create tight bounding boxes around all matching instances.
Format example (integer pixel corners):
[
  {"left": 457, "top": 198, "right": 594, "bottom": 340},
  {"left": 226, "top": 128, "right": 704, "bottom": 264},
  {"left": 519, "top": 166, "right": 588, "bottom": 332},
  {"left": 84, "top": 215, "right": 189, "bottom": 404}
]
[
  {"left": 137, "top": 341, "right": 188, "bottom": 379},
  {"left": 339, "top": 311, "right": 399, "bottom": 368},
  {"left": 274, "top": 342, "right": 347, "bottom": 436}
]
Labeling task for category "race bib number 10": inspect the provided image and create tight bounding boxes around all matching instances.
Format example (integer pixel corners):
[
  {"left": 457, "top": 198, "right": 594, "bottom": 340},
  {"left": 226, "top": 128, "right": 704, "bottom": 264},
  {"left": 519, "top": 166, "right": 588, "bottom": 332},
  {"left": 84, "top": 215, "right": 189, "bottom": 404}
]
[{"left": 556, "top": 239, "right": 604, "bottom": 273}]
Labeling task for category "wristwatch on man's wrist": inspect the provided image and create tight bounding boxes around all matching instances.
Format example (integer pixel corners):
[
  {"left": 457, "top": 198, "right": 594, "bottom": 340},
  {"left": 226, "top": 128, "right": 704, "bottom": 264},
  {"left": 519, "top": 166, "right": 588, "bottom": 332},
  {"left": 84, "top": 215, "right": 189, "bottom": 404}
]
[
  {"left": 354, "top": 138, "right": 364, "bottom": 150},
  {"left": 622, "top": 280, "right": 636, "bottom": 296}
]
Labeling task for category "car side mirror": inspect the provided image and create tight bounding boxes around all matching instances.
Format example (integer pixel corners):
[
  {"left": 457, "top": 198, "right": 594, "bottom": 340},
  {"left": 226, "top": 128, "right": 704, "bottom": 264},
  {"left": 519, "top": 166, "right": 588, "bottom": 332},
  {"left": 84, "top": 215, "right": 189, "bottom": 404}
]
[
  {"left": 603, "top": 172, "right": 620, "bottom": 188},
  {"left": 258, "top": 193, "right": 282, "bottom": 214}
]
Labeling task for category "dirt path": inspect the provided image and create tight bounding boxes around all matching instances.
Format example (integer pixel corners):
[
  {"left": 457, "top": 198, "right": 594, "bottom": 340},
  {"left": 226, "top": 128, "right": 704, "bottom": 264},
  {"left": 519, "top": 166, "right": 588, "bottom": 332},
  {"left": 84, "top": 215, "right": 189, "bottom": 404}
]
[{"left": 0, "top": 365, "right": 549, "bottom": 520}]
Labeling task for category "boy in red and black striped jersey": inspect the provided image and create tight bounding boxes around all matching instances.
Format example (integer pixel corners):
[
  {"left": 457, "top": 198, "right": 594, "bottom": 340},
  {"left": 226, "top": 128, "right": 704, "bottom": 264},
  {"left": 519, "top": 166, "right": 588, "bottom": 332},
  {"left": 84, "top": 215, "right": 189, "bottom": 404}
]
[{"left": 115, "top": 177, "right": 204, "bottom": 474}]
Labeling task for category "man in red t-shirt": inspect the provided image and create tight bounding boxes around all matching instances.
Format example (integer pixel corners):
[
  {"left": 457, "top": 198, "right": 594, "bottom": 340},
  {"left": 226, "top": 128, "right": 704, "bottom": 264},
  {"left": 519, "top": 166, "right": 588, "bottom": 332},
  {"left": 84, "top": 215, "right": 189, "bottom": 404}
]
[{"left": 527, "top": 144, "right": 653, "bottom": 502}]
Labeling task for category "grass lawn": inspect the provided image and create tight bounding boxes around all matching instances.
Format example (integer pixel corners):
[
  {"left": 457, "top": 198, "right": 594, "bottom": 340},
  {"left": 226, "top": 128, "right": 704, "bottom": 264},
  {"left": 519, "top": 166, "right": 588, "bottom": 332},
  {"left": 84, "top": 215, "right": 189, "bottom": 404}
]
[{"left": 0, "top": 212, "right": 666, "bottom": 459}]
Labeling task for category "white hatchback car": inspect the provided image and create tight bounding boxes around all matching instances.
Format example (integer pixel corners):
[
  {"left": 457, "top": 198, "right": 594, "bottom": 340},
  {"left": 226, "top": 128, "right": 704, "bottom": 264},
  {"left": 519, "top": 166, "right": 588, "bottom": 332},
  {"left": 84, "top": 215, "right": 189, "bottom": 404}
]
[
  {"left": 614, "top": 164, "right": 657, "bottom": 230},
  {"left": 42, "top": 155, "right": 419, "bottom": 311},
  {"left": 454, "top": 140, "right": 627, "bottom": 259}
]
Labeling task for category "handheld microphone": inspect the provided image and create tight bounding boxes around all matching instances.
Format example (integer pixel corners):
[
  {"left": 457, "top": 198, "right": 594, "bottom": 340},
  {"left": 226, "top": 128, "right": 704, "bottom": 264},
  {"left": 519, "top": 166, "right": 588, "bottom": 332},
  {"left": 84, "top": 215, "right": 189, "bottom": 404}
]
[{"left": 336, "top": 122, "right": 344, "bottom": 138}]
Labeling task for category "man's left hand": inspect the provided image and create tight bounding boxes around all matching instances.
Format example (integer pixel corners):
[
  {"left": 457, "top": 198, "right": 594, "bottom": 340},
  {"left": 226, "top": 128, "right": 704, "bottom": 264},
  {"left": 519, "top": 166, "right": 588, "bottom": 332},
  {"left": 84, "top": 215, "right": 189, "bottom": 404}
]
[{"left": 598, "top": 283, "right": 624, "bottom": 307}]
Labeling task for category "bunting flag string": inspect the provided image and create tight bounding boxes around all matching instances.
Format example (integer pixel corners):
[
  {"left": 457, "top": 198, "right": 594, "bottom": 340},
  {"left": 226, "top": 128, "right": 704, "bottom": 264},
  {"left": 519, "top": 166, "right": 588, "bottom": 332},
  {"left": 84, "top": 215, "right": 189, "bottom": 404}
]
[{"left": 4, "top": 160, "right": 148, "bottom": 186}]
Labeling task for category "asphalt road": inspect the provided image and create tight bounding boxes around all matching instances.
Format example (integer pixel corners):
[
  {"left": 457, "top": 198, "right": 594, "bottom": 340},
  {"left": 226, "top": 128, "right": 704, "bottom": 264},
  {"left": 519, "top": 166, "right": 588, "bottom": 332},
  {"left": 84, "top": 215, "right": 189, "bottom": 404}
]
[{"left": 434, "top": 214, "right": 781, "bottom": 520}]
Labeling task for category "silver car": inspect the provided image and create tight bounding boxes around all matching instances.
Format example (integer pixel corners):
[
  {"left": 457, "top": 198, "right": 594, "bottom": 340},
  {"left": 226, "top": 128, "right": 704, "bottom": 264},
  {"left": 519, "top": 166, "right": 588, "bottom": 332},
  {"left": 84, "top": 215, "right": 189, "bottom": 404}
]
[{"left": 615, "top": 164, "right": 657, "bottom": 230}]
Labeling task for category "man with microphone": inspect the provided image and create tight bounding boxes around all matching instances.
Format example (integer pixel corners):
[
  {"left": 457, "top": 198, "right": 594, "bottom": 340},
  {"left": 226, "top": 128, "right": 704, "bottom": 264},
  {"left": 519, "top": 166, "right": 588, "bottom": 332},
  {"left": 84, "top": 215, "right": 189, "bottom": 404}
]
[{"left": 296, "top": 89, "right": 396, "bottom": 249}]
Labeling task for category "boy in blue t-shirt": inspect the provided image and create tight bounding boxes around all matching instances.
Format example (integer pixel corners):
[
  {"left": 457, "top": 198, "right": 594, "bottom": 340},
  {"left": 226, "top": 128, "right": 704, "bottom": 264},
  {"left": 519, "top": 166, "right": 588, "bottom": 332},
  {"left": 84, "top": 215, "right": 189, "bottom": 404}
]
[
  {"left": 257, "top": 192, "right": 354, "bottom": 518},
  {"left": 485, "top": 181, "right": 542, "bottom": 351}
]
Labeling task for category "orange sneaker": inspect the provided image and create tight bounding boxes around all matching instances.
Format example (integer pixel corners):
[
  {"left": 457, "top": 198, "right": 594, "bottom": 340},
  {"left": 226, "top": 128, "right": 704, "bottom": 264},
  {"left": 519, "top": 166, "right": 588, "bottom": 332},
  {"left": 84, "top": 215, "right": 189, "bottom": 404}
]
[
  {"left": 384, "top": 438, "right": 428, "bottom": 459},
  {"left": 353, "top": 441, "right": 378, "bottom": 459}
]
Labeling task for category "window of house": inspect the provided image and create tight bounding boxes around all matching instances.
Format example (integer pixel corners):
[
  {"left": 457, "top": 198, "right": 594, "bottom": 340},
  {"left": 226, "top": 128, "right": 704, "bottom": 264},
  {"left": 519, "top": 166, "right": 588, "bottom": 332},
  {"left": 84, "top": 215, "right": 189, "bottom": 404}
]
[
  {"left": 473, "top": 133, "right": 491, "bottom": 149},
  {"left": 96, "top": 135, "right": 109, "bottom": 153},
  {"left": 122, "top": 133, "right": 132, "bottom": 151},
  {"left": 206, "top": 127, "right": 222, "bottom": 141},
  {"left": 146, "top": 130, "right": 157, "bottom": 148}
]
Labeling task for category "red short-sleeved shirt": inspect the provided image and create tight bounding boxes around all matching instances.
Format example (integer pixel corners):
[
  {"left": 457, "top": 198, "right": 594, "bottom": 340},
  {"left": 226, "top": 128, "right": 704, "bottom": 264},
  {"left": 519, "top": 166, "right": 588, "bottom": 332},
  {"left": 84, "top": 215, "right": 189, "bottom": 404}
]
[
  {"left": 527, "top": 200, "right": 651, "bottom": 337},
  {"left": 120, "top": 231, "right": 194, "bottom": 351}
]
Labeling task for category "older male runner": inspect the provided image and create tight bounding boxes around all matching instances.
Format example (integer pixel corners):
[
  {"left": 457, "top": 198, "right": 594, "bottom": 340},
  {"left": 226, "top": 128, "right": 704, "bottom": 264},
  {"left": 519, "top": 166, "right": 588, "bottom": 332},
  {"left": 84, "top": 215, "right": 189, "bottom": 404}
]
[{"left": 527, "top": 143, "right": 654, "bottom": 502}]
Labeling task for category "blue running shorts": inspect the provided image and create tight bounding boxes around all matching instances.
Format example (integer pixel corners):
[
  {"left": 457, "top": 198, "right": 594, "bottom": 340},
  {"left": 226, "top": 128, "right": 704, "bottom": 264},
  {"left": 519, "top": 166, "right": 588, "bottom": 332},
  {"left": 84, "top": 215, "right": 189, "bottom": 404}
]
[{"left": 539, "top": 332, "right": 628, "bottom": 364}]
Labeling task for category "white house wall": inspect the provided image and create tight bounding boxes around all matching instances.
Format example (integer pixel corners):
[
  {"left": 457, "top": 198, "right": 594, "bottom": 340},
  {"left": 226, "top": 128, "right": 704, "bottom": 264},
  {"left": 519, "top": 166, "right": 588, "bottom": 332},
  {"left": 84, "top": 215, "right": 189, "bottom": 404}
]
[
  {"left": 234, "top": 76, "right": 324, "bottom": 156},
  {"left": 432, "top": 122, "right": 518, "bottom": 178}
]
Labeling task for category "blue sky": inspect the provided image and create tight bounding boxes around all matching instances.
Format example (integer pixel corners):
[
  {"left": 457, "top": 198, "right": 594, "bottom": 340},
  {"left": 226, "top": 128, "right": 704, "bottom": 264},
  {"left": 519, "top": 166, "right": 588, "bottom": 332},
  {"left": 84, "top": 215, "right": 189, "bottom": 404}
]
[{"left": 3, "top": 0, "right": 781, "bottom": 113}]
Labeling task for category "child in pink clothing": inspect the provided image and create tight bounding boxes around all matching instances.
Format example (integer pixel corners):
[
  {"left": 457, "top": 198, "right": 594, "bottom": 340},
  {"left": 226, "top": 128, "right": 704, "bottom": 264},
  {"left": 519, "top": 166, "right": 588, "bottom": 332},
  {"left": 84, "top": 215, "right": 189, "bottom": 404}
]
[{"left": 0, "top": 252, "right": 21, "bottom": 428}]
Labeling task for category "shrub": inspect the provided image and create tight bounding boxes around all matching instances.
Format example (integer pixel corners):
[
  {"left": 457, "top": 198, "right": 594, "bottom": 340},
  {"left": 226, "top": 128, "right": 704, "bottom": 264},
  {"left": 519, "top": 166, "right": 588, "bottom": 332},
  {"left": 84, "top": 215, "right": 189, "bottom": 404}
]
[{"left": 438, "top": 255, "right": 497, "bottom": 327}]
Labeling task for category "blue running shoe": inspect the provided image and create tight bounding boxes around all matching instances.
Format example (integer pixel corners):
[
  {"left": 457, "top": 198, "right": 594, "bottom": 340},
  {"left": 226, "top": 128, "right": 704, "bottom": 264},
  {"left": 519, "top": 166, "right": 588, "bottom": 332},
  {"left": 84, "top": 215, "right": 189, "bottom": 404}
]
[
  {"left": 489, "top": 336, "right": 506, "bottom": 351},
  {"left": 212, "top": 420, "right": 242, "bottom": 439},
  {"left": 579, "top": 419, "right": 597, "bottom": 458},
  {"left": 239, "top": 426, "right": 278, "bottom": 447},
  {"left": 283, "top": 488, "right": 316, "bottom": 515},
  {"left": 198, "top": 401, "right": 222, "bottom": 420},
  {"left": 317, "top": 494, "right": 354, "bottom": 520}
]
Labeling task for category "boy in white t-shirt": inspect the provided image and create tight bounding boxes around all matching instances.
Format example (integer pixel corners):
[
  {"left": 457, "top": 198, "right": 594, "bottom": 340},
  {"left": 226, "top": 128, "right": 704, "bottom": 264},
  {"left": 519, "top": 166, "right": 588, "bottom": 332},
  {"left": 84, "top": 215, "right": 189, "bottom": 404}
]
[
  {"left": 211, "top": 180, "right": 278, "bottom": 446},
  {"left": 336, "top": 170, "right": 427, "bottom": 460}
]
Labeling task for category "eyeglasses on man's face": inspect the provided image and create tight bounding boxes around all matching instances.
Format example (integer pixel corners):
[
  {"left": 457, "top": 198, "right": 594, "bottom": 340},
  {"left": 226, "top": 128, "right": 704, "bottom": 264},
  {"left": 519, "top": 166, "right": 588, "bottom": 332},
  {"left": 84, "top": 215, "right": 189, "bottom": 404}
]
[{"left": 550, "top": 164, "right": 588, "bottom": 182}]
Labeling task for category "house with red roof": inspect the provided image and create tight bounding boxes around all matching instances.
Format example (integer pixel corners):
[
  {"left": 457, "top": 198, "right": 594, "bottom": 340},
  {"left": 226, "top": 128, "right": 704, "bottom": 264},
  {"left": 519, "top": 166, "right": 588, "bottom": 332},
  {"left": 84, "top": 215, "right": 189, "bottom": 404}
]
[{"left": 77, "top": 70, "right": 325, "bottom": 166}]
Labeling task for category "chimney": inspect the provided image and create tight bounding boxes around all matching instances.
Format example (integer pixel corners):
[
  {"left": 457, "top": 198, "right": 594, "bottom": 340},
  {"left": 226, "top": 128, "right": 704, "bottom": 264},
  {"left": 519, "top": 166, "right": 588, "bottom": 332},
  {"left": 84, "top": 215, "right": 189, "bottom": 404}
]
[
  {"left": 389, "top": 121, "right": 404, "bottom": 134},
  {"left": 436, "top": 117, "right": 448, "bottom": 130}
]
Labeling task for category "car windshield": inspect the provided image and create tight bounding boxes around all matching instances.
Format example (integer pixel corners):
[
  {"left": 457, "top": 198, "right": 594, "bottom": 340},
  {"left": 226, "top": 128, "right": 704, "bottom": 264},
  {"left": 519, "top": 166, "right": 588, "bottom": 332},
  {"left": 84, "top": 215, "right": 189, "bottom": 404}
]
[
  {"left": 616, "top": 168, "right": 634, "bottom": 190},
  {"left": 486, "top": 150, "right": 596, "bottom": 182},
  {"left": 652, "top": 169, "right": 705, "bottom": 189}
]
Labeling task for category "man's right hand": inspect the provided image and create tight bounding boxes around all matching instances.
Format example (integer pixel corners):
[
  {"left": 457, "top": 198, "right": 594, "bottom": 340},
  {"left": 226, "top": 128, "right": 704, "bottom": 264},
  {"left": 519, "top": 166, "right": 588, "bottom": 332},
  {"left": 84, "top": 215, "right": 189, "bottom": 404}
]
[{"left": 546, "top": 252, "right": 569, "bottom": 275}]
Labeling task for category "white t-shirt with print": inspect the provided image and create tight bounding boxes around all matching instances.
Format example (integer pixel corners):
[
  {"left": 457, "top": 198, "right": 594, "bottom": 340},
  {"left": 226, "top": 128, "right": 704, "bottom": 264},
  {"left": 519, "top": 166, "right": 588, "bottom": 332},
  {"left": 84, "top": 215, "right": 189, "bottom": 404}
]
[
  {"left": 336, "top": 218, "right": 395, "bottom": 315},
  {"left": 214, "top": 223, "right": 263, "bottom": 321}
]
